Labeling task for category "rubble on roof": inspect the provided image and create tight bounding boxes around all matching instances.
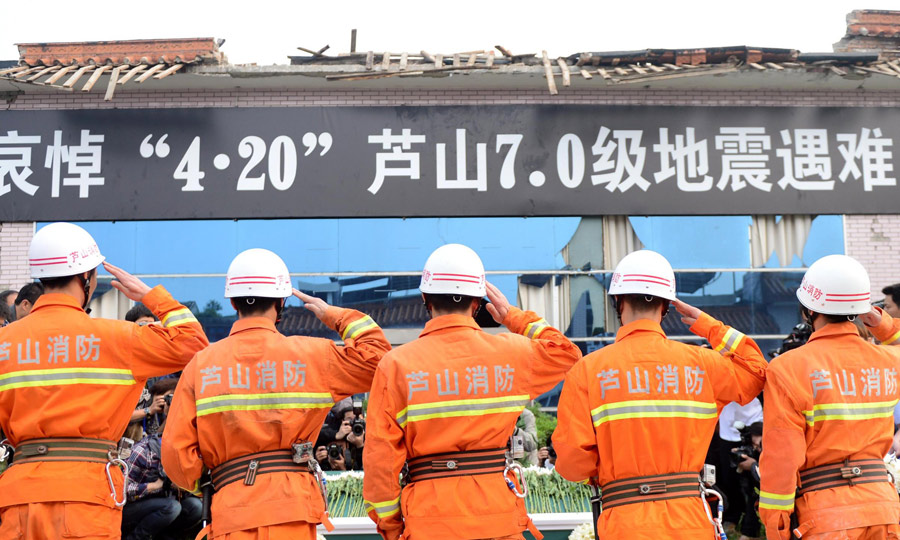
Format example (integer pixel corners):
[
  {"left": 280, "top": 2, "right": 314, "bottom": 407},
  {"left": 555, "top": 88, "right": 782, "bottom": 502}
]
[
  {"left": 0, "top": 38, "right": 225, "bottom": 100},
  {"left": 835, "top": 9, "right": 900, "bottom": 54}
]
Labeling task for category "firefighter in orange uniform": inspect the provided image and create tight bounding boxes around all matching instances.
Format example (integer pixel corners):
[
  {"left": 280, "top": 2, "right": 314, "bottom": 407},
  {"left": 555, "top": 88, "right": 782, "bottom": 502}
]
[
  {"left": 553, "top": 249, "right": 768, "bottom": 540},
  {"left": 161, "top": 248, "right": 391, "bottom": 540},
  {"left": 0, "top": 222, "right": 209, "bottom": 540},
  {"left": 759, "top": 255, "right": 900, "bottom": 540},
  {"left": 362, "top": 243, "right": 583, "bottom": 540}
]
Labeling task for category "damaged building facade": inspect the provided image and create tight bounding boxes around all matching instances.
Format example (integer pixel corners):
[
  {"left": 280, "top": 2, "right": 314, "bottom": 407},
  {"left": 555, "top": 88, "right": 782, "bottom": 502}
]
[{"left": 1, "top": 10, "right": 900, "bottom": 402}]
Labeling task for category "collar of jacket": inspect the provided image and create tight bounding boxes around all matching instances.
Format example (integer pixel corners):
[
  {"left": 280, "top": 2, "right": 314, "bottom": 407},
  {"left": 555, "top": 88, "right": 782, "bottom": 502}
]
[
  {"left": 615, "top": 319, "right": 666, "bottom": 342},
  {"left": 229, "top": 316, "right": 278, "bottom": 336},
  {"left": 30, "top": 293, "right": 86, "bottom": 315},
  {"left": 807, "top": 320, "right": 860, "bottom": 343},
  {"left": 420, "top": 314, "right": 481, "bottom": 337}
]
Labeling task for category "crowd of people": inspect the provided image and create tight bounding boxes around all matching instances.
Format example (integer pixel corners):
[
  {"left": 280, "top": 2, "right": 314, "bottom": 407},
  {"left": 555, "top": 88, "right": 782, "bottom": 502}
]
[{"left": 3, "top": 222, "right": 900, "bottom": 540}]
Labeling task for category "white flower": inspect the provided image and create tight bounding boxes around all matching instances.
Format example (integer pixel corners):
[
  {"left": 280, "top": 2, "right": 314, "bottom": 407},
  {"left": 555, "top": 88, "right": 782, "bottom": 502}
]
[{"left": 568, "top": 522, "right": 594, "bottom": 540}]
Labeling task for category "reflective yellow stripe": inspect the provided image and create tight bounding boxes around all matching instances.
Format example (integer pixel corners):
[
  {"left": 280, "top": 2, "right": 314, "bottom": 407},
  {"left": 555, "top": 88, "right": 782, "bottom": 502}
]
[
  {"left": 523, "top": 319, "right": 550, "bottom": 339},
  {"left": 401, "top": 395, "right": 531, "bottom": 425},
  {"left": 714, "top": 327, "right": 743, "bottom": 353},
  {"left": 0, "top": 367, "right": 136, "bottom": 392},
  {"left": 884, "top": 330, "right": 900, "bottom": 346},
  {"left": 591, "top": 399, "right": 718, "bottom": 426},
  {"left": 195, "top": 392, "right": 334, "bottom": 417},
  {"left": 161, "top": 308, "right": 198, "bottom": 328},
  {"left": 341, "top": 316, "right": 378, "bottom": 341},
  {"left": 364, "top": 497, "right": 401, "bottom": 518},
  {"left": 758, "top": 491, "right": 795, "bottom": 511},
  {"left": 802, "top": 399, "right": 898, "bottom": 426}
]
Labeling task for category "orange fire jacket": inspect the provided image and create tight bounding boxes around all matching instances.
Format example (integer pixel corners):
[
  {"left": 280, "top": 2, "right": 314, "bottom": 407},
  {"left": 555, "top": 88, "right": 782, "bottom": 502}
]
[
  {"left": 759, "top": 310, "right": 900, "bottom": 540},
  {"left": 554, "top": 314, "right": 767, "bottom": 540},
  {"left": 362, "top": 308, "right": 582, "bottom": 540},
  {"left": 0, "top": 288, "right": 208, "bottom": 509},
  {"left": 161, "top": 309, "right": 390, "bottom": 537}
]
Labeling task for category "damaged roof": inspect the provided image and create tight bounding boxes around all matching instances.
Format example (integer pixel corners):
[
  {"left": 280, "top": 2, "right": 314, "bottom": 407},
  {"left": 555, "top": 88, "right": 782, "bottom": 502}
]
[{"left": 3, "top": 10, "right": 900, "bottom": 98}]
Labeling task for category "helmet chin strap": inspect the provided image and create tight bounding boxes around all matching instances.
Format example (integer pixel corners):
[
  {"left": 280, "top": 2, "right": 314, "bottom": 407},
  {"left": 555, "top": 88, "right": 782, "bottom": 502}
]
[{"left": 80, "top": 272, "right": 93, "bottom": 314}]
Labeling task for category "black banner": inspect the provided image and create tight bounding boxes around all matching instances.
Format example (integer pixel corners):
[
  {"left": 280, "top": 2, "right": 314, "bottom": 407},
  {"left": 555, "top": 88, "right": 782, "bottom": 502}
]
[{"left": 0, "top": 105, "right": 897, "bottom": 220}]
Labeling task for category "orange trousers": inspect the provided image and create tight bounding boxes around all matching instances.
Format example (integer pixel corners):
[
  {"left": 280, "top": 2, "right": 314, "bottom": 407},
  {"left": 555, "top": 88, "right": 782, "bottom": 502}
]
[
  {"left": 803, "top": 524, "right": 900, "bottom": 540},
  {"left": 211, "top": 522, "right": 317, "bottom": 540},
  {"left": 0, "top": 502, "right": 121, "bottom": 540}
]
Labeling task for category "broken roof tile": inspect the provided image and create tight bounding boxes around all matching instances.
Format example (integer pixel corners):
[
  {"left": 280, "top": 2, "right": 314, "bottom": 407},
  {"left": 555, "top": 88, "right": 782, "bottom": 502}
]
[{"left": 16, "top": 37, "right": 225, "bottom": 67}]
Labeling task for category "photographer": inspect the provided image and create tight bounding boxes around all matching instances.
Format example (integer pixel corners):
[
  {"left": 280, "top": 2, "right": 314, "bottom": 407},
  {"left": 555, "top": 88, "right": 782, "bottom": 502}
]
[
  {"left": 730, "top": 421, "right": 763, "bottom": 540},
  {"left": 318, "top": 399, "right": 365, "bottom": 471},
  {"left": 538, "top": 442, "right": 557, "bottom": 471},
  {"left": 122, "top": 381, "right": 201, "bottom": 540}
]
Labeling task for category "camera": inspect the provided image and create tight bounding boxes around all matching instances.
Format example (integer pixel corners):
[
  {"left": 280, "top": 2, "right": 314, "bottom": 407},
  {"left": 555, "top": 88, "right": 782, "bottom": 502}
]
[
  {"left": 729, "top": 421, "right": 762, "bottom": 469},
  {"left": 328, "top": 444, "right": 343, "bottom": 460},
  {"left": 547, "top": 442, "right": 557, "bottom": 460},
  {"left": 163, "top": 393, "right": 173, "bottom": 406},
  {"left": 769, "top": 322, "right": 812, "bottom": 358},
  {"left": 351, "top": 400, "right": 366, "bottom": 437}
]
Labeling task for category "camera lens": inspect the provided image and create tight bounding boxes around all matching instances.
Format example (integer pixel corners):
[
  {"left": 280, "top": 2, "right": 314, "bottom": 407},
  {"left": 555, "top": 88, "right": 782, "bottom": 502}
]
[{"left": 328, "top": 445, "right": 342, "bottom": 460}]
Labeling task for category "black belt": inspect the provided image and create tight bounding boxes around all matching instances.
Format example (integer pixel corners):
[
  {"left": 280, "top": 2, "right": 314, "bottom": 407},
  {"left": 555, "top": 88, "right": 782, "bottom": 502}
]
[
  {"left": 798, "top": 459, "right": 890, "bottom": 496},
  {"left": 12, "top": 437, "right": 118, "bottom": 466},
  {"left": 601, "top": 472, "right": 701, "bottom": 510},
  {"left": 405, "top": 448, "right": 507, "bottom": 483},
  {"left": 210, "top": 449, "right": 310, "bottom": 491}
]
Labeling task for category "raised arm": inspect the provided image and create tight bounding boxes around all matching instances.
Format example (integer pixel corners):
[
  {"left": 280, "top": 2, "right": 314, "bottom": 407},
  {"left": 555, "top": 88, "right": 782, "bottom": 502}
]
[
  {"left": 293, "top": 289, "right": 391, "bottom": 399},
  {"left": 106, "top": 262, "right": 209, "bottom": 379},
  {"left": 675, "top": 299, "right": 767, "bottom": 405},
  {"left": 486, "top": 281, "right": 582, "bottom": 397}
]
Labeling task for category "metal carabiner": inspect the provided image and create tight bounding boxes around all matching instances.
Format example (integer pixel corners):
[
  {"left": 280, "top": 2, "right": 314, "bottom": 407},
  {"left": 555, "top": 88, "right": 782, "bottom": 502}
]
[
  {"left": 106, "top": 457, "right": 130, "bottom": 507},
  {"left": 503, "top": 460, "right": 528, "bottom": 499},
  {"left": 701, "top": 486, "right": 728, "bottom": 540}
]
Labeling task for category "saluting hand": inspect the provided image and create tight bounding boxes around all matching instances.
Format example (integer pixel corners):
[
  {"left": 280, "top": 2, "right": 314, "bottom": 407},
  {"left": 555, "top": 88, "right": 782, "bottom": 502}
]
[
  {"left": 104, "top": 262, "right": 152, "bottom": 301},
  {"left": 484, "top": 281, "right": 510, "bottom": 325},
  {"left": 672, "top": 298, "right": 702, "bottom": 327},
  {"left": 859, "top": 305, "right": 882, "bottom": 328},
  {"left": 293, "top": 289, "right": 329, "bottom": 320}
]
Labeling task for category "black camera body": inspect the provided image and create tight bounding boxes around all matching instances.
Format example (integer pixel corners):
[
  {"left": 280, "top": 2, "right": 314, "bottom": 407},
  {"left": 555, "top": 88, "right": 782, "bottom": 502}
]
[
  {"left": 547, "top": 442, "right": 557, "bottom": 459},
  {"left": 351, "top": 400, "right": 365, "bottom": 437},
  {"left": 729, "top": 422, "right": 762, "bottom": 469},
  {"left": 163, "top": 393, "right": 173, "bottom": 406},
  {"left": 328, "top": 443, "right": 343, "bottom": 460},
  {"left": 351, "top": 417, "right": 366, "bottom": 437}
]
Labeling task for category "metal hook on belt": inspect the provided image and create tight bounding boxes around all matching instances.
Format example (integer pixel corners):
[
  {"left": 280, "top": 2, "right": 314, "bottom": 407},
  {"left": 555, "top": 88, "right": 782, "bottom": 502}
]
[
  {"left": 701, "top": 486, "right": 728, "bottom": 540},
  {"left": 504, "top": 460, "right": 528, "bottom": 499},
  {"left": 106, "top": 456, "right": 130, "bottom": 507},
  {"left": 308, "top": 457, "right": 329, "bottom": 512}
]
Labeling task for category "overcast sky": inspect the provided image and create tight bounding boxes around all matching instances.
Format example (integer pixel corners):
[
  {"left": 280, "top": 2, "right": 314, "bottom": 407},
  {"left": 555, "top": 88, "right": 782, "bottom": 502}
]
[{"left": 3, "top": 0, "right": 898, "bottom": 65}]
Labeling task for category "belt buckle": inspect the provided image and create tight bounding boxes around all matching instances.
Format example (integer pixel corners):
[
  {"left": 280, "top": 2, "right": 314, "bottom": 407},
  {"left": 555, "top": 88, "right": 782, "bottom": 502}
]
[
  {"left": 244, "top": 460, "right": 259, "bottom": 485},
  {"left": 638, "top": 482, "right": 667, "bottom": 495}
]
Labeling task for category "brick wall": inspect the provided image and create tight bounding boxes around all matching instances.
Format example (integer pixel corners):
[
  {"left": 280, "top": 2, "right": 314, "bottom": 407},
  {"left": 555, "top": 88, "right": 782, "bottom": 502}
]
[
  {"left": 0, "top": 222, "right": 34, "bottom": 291},
  {"left": 3, "top": 87, "right": 899, "bottom": 284},
  {"left": 844, "top": 215, "right": 900, "bottom": 300},
  {"left": 7, "top": 88, "right": 900, "bottom": 110}
]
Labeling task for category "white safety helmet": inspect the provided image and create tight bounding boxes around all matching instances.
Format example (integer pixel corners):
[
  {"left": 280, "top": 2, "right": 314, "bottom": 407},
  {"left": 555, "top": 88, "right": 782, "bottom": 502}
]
[
  {"left": 225, "top": 248, "right": 292, "bottom": 298},
  {"left": 420, "top": 243, "right": 486, "bottom": 298},
  {"left": 608, "top": 250, "right": 677, "bottom": 301},
  {"left": 797, "top": 254, "right": 871, "bottom": 316},
  {"left": 29, "top": 222, "right": 105, "bottom": 279}
]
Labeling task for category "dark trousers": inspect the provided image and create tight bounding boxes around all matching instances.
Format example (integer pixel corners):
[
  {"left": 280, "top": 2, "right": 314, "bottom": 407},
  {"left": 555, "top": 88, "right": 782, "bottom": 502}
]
[
  {"left": 122, "top": 495, "right": 202, "bottom": 540},
  {"left": 717, "top": 439, "right": 746, "bottom": 524},
  {"left": 738, "top": 473, "right": 761, "bottom": 537}
]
